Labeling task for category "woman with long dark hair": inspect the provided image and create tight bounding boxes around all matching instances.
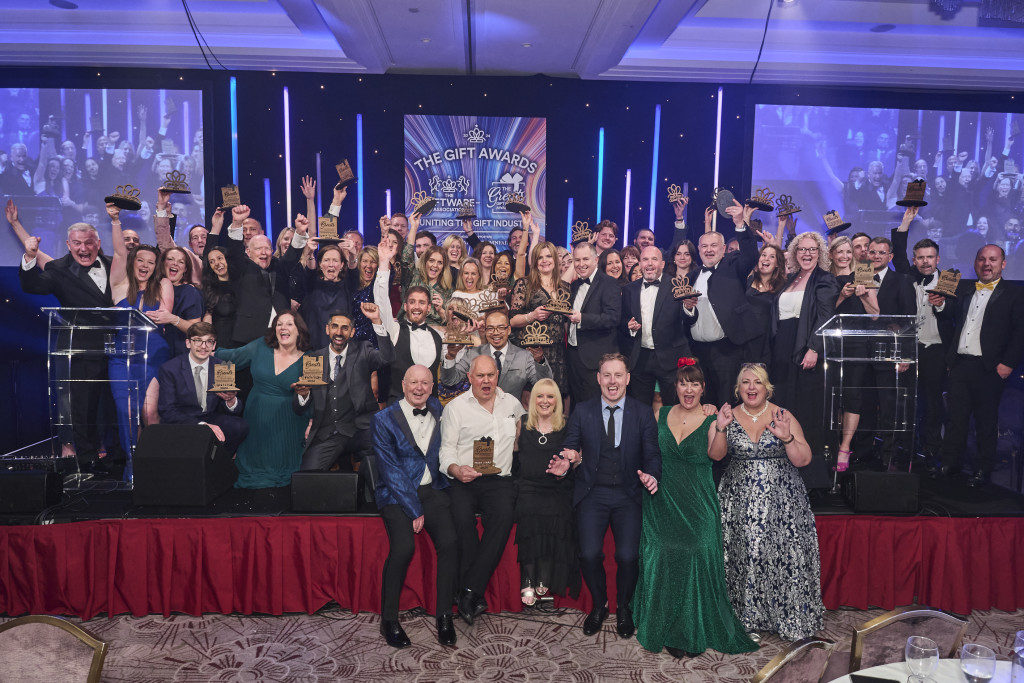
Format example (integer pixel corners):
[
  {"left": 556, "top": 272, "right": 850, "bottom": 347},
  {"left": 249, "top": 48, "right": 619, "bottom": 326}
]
[
  {"left": 201, "top": 246, "right": 240, "bottom": 349},
  {"left": 744, "top": 244, "right": 787, "bottom": 362}
]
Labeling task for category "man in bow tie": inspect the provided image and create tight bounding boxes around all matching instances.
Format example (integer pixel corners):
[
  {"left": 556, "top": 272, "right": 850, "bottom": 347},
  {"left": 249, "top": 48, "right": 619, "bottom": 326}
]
[{"left": 566, "top": 241, "right": 622, "bottom": 403}]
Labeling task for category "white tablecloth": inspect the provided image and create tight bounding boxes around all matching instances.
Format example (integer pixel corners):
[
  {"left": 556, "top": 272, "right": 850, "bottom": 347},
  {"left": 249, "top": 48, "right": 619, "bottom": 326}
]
[{"left": 828, "top": 659, "right": 1012, "bottom": 683}]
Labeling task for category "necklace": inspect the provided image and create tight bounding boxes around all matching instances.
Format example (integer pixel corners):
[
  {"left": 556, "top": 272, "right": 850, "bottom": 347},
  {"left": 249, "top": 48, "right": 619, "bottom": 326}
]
[
  {"left": 740, "top": 403, "right": 770, "bottom": 423},
  {"left": 536, "top": 422, "right": 552, "bottom": 445},
  {"left": 673, "top": 405, "right": 703, "bottom": 424}
]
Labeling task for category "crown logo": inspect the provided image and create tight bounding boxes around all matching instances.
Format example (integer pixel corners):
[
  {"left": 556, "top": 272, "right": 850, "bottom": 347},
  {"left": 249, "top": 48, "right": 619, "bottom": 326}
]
[
  {"left": 746, "top": 186, "right": 775, "bottom": 210},
  {"left": 448, "top": 298, "right": 476, "bottom": 322},
  {"left": 505, "top": 191, "right": 530, "bottom": 214},
  {"left": 489, "top": 271, "right": 512, "bottom": 292},
  {"left": 776, "top": 193, "right": 801, "bottom": 217},
  {"left": 161, "top": 170, "right": 191, "bottom": 193},
  {"left": 456, "top": 199, "right": 477, "bottom": 220},
  {"left": 571, "top": 221, "right": 592, "bottom": 244},
  {"left": 666, "top": 184, "right": 685, "bottom": 203},
  {"left": 113, "top": 185, "right": 141, "bottom": 202},
  {"left": 444, "top": 306, "right": 476, "bottom": 345},
  {"left": 105, "top": 184, "right": 143, "bottom": 211},
  {"left": 463, "top": 125, "right": 490, "bottom": 144},
  {"left": 521, "top": 321, "right": 553, "bottom": 346},
  {"left": 411, "top": 191, "right": 436, "bottom": 216},
  {"left": 477, "top": 290, "right": 507, "bottom": 313},
  {"left": 543, "top": 286, "right": 574, "bottom": 314},
  {"left": 672, "top": 273, "right": 700, "bottom": 300}
]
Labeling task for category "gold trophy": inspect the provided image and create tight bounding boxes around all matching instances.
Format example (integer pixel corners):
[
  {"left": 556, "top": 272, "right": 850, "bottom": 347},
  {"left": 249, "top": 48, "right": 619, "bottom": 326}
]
[
  {"left": 445, "top": 299, "right": 477, "bottom": 345},
  {"left": 570, "top": 220, "right": 592, "bottom": 244},
  {"left": 672, "top": 273, "right": 701, "bottom": 301},
  {"left": 824, "top": 209, "right": 852, "bottom": 236},
  {"left": 298, "top": 355, "right": 329, "bottom": 386},
  {"left": 457, "top": 199, "right": 477, "bottom": 221},
  {"left": 896, "top": 179, "right": 928, "bottom": 207},
  {"left": 474, "top": 290, "right": 507, "bottom": 316},
  {"left": 490, "top": 262, "right": 513, "bottom": 292},
  {"left": 505, "top": 191, "right": 530, "bottom": 214},
  {"left": 745, "top": 187, "right": 775, "bottom": 212},
  {"left": 472, "top": 437, "right": 501, "bottom": 475},
  {"left": 317, "top": 215, "right": 341, "bottom": 245},
  {"left": 666, "top": 183, "right": 686, "bottom": 204},
  {"left": 854, "top": 262, "right": 878, "bottom": 289},
  {"left": 104, "top": 184, "right": 142, "bottom": 211},
  {"left": 542, "top": 287, "right": 574, "bottom": 314},
  {"left": 208, "top": 363, "right": 239, "bottom": 392},
  {"left": 925, "top": 269, "right": 961, "bottom": 299},
  {"left": 775, "top": 193, "right": 802, "bottom": 217},
  {"left": 159, "top": 170, "right": 192, "bottom": 195},
  {"left": 221, "top": 184, "right": 241, "bottom": 210},
  {"left": 411, "top": 190, "right": 437, "bottom": 217},
  {"left": 335, "top": 159, "right": 357, "bottom": 190},
  {"left": 520, "top": 321, "right": 553, "bottom": 346}
]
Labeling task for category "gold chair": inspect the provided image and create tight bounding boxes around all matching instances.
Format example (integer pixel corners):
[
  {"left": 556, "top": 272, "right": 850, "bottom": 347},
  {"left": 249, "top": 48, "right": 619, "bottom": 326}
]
[
  {"left": 849, "top": 605, "right": 968, "bottom": 672},
  {"left": 0, "top": 615, "right": 108, "bottom": 683},
  {"left": 751, "top": 637, "right": 835, "bottom": 683}
]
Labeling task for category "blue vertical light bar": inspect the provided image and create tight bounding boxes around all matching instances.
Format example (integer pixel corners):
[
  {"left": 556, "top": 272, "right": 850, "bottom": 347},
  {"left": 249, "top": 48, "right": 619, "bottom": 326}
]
[
  {"left": 283, "top": 87, "right": 292, "bottom": 224},
  {"left": 596, "top": 128, "right": 605, "bottom": 221},
  {"left": 566, "top": 197, "right": 574, "bottom": 246},
  {"left": 102, "top": 89, "right": 109, "bottom": 134},
  {"left": 83, "top": 93, "right": 92, "bottom": 158},
  {"left": 953, "top": 111, "right": 961, "bottom": 153},
  {"left": 126, "top": 90, "right": 133, "bottom": 144},
  {"left": 263, "top": 177, "right": 273, "bottom": 240},
  {"left": 230, "top": 77, "right": 239, "bottom": 185},
  {"left": 623, "top": 169, "right": 632, "bottom": 245},
  {"left": 712, "top": 86, "right": 723, "bottom": 231},
  {"left": 60, "top": 89, "right": 67, "bottom": 140},
  {"left": 356, "top": 113, "right": 365, "bottom": 234},
  {"left": 386, "top": 189, "right": 392, "bottom": 217},
  {"left": 648, "top": 105, "right": 661, "bottom": 233},
  {"left": 315, "top": 152, "right": 323, "bottom": 217},
  {"left": 182, "top": 100, "right": 189, "bottom": 157}
]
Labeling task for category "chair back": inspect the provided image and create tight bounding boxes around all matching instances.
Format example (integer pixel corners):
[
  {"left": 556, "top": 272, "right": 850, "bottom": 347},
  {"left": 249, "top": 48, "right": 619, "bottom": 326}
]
[
  {"left": 850, "top": 605, "right": 968, "bottom": 672},
  {"left": 751, "top": 637, "right": 835, "bottom": 683},
  {"left": 0, "top": 615, "right": 108, "bottom": 683}
]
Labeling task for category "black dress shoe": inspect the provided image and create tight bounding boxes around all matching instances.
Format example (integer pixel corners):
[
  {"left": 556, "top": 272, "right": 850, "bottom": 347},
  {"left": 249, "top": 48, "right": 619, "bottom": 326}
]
[
  {"left": 930, "top": 464, "right": 962, "bottom": 480},
  {"left": 582, "top": 605, "right": 609, "bottom": 636},
  {"left": 436, "top": 614, "right": 457, "bottom": 646},
  {"left": 379, "top": 620, "right": 410, "bottom": 648},
  {"left": 967, "top": 470, "right": 991, "bottom": 488},
  {"left": 616, "top": 607, "right": 635, "bottom": 638},
  {"left": 457, "top": 590, "right": 487, "bottom": 626}
]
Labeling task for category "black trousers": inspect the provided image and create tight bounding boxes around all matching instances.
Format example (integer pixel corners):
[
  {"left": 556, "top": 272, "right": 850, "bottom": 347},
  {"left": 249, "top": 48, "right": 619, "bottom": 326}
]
[
  {"left": 576, "top": 484, "right": 642, "bottom": 610},
  {"left": 300, "top": 426, "right": 372, "bottom": 471},
  {"left": 691, "top": 338, "right": 744, "bottom": 408},
  {"left": 567, "top": 345, "right": 601, "bottom": 406},
  {"left": 627, "top": 348, "right": 679, "bottom": 406},
  {"left": 917, "top": 343, "right": 947, "bottom": 456},
  {"left": 65, "top": 355, "right": 108, "bottom": 462},
  {"left": 940, "top": 355, "right": 1006, "bottom": 473},
  {"left": 448, "top": 475, "right": 516, "bottom": 595},
  {"left": 380, "top": 485, "right": 458, "bottom": 619}
]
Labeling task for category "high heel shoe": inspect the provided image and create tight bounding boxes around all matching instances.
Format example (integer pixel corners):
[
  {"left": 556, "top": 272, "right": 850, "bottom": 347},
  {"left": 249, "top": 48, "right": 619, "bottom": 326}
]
[
  {"left": 521, "top": 584, "right": 537, "bottom": 606},
  {"left": 535, "top": 583, "right": 548, "bottom": 596},
  {"left": 834, "top": 449, "right": 852, "bottom": 473}
]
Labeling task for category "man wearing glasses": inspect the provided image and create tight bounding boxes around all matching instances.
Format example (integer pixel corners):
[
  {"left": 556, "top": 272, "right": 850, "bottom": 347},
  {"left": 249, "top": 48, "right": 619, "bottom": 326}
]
[
  {"left": 157, "top": 322, "right": 249, "bottom": 457},
  {"left": 441, "top": 308, "right": 551, "bottom": 405}
]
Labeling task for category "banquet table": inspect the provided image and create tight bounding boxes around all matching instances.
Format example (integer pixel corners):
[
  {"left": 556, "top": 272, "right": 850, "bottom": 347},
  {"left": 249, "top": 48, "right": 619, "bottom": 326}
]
[{"left": 828, "top": 659, "right": 1013, "bottom": 683}]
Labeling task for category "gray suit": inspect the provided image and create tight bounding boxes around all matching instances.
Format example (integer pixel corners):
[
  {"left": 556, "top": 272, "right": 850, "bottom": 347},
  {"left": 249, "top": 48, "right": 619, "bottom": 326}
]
[{"left": 440, "top": 342, "right": 552, "bottom": 399}]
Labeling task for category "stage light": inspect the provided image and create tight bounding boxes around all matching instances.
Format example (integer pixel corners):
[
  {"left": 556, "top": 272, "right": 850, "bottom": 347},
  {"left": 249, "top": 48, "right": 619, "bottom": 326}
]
[
  {"left": 597, "top": 128, "right": 605, "bottom": 221},
  {"left": 648, "top": 104, "right": 662, "bottom": 233},
  {"left": 566, "top": 198, "right": 574, "bottom": 246},
  {"left": 713, "top": 87, "right": 723, "bottom": 231},
  {"left": 357, "top": 113, "right": 364, "bottom": 235},
  {"left": 315, "top": 152, "right": 323, "bottom": 218},
  {"left": 386, "top": 189, "right": 392, "bottom": 217},
  {"left": 283, "top": 87, "right": 292, "bottom": 224},
  {"left": 264, "top": 178, "right": 273, "bottom": 240},
  {"left": 230, "top": 77, "right": 238, "bottom": 185},
  {"left": 623, "top": 169, "right": 632, "bottom": 245}
]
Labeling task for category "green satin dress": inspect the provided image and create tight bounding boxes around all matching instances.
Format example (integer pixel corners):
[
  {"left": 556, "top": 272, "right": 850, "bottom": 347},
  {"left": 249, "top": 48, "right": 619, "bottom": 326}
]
[{"left": 632, "top": 410, "right": 758, "bottom": 655}]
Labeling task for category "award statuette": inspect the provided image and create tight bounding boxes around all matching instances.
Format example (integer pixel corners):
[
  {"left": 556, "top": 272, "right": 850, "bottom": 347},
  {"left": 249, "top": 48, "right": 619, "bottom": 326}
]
[
  {"left": 475, "top": 290, "right": 507, "bottom": 316},
  {"left": 89, "top": 115, "right": 104, "bottom": 134},
  {"left": 505, "top": 191, "right": 530, "bottom": 215},
  {"left": 925, "top": 269, "right": 961, "bottom": 299},
  {"left": 445, "top": 300, "right": 476, "bottom": 345},
  {"left": 854, "top": 262, "right": 878, "bottom": 289},
  {"left": 542, "top": 287, "right": 574, "bottom": 314},
  {"left": 472, "top": 437, "right": 502, "bottom": 475},
  {"left": 745, "top": 187, "right": 775, "bottom": 212},
  {"left": 1005, "top": 159, "right": 1020, "bottom": 177},
  {"left": 221, "top": 184, "right": 241, "bottom": 210},
  {"left": 672, "top": 273, "right": 701, "bottom": 301},
  {"left": 520, "top": 321, "right": 553, "bottom": 347},
  {"left": 570, "top": 220, "right": 592, "bottom": 245},
  {"left": 335, "top": 159, "right": 357, "bottom": 190},
  {"left": 713, "top": 187, "right": 736, "bottom": 220},
  {"left": 489, "top": 261, "right": 514, "bottom": 292},
  {"left": 316, "top": 215, "right": 341, "bottom": 245},
  {"left": 457, "top": 199, "right": 477, "bottom": 221},
  {"left": 104, "top": 184, "right": 143, "bottom": 212},
  {"left": 160, "top": 138, "right": 177, "bottom": 156},
  {"left": 411, "top": 190, "right": 437, "bottom": 217},
  {"left": 775, "top": 193, "right": 802, "bottom": 218},
  {"left": 208, "top": 363, "right": 239, "bottom": 393},
  {"left": 160, "top": 169, "right": 192, "bottom": 195},
  {"left": 666, "top": 183, "right": 686, "bottom": 204},
  {"left": 823, "top": 209, "right": 852, "bottom": 236},
  {"left": 896, "top": 178, "right": 928, "bottom": 207},
  {"left": 298, "top": 355, "right": 329, "bottom": 386}
]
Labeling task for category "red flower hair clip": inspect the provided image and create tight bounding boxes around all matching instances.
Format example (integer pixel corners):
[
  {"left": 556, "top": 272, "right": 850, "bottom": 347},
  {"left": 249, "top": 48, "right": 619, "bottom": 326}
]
[{"left": 677, "top": 357, "right": 697, "bottom": 368}]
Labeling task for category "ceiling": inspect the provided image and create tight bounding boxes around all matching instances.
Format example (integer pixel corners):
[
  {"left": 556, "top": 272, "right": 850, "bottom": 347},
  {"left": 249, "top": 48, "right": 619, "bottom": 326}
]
[{"left": 2, "top": 0, "right": 1023, "bottom": 90}]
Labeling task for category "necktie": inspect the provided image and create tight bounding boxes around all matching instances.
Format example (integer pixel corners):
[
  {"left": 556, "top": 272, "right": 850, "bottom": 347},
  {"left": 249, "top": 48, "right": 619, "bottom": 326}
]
[
  {"left": 494, "top": 350, "right": 503, "bottom": 376},
  {"left": 194, "top": 365, "right": 206, "bottom": 411},
  {"left": 873, "top": 274, "right": 881, "bottom": 284},
  {"left": 412, "top": 407, "right": 429, "bottom": 417},
  {"left": 976, "top": 281, "right": 997, "bottom": 292},
  {"left": 333, "top": 353, "right": 343, "bottom": 382},
  {"left": 643, "top": 280, "right": 660, "bottom": 288},
  {"left": 407, "top": 321, "right": 428, "bottom": 331},
  {"left": 606, "top": 405, "right": 619, "bottom": 445}
]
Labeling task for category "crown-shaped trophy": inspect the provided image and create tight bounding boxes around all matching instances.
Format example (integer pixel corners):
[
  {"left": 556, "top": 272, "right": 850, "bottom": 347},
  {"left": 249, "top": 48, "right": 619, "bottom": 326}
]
[
  {"left": 745, "top": 187, "right": 775, "bottom": 212},
  {"left": 520, "top": 321, "right": 553, "bottom": 346},
  {"left": 925, "top": 268, "right": 961, "bottom": 299},
  {"left": 775, "top": 193, "right": 802, "bottom": 217},
  {"left": 475, "top": 290, "right": 507, "bottom": 315},
  {"left": 505, "top": 191, "right": 530, "bottom": 214},
  {"left": 208, "top": 363, "right": 239, "bottom": 392},
  {"left": 411, "top": 190, "right": 437, "bottom": 217},
  {"left": 672, "top": 273, "right": 701, "bottom": 301},
  {"left": 543, "top": 287, "right": 574, "bottom": 314},
  {"left": 335, "top": 159, "right": 357, "bottom": 190},
  {"left": 456, "top": 199, "right": 477, "bottom": 221},
  {"left": 896, "top": 179, "right": 928, "bottom": 207},
  {"left": 823, "top": 209, "right": 852, "bottom": 236},
  {"left": 666, "top": 183, "right": 685, "bottom": 204},
  {"left": 298, "top": 355, "right": 329, "bottom": 386},
  {"left": 571, "top": 220, "right": 592, "bottom": 244},
  {"left": 104, "top": 184, "right": 142, "bottom": 211},
  {"left": 160, "top": 170, "right": 192, "bottom": 194},
  {"left": 317, "top": 215, "right": 341, "bottom": 245},
  {"left": 448, "top": 298, "right": 476, "bottom": 323},
  {"left": 445, "top": 300, "right": 477, "bottom": 345},
  {"left": 713, "top": 187, "right": 736, "bottom": 219},
  {"left": 489, "top": 266, "right": 513, "bottom": 292},
  {"left": 221, "top": 184, "right": 241, "bottom": 210}
]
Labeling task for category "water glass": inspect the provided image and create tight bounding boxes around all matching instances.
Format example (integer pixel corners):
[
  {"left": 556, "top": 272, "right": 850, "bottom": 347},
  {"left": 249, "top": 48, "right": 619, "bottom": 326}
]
[
  {"left": 961, "top": 643, "right": 996, "bottom": 683},
  {"left": 905, "top": 635, "right": 939, "bottom": 682},
  {"left": 1011, "top": 630, "right": 1024, "bottom": 683}
]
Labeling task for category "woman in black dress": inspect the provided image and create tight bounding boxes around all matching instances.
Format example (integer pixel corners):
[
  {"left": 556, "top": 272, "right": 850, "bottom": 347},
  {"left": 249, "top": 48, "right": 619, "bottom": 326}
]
[
  {"left": 296, "top": 243, "right": 357, "bottom": 349},
  {"left": 201, "top": 246, "right": 240, "bottom": 348},
  {"left": 745, "top": 244, "right": 786, "bottom": 363},
  {"left": 514, "top": 378, "right": 579, "bottom": 604}
]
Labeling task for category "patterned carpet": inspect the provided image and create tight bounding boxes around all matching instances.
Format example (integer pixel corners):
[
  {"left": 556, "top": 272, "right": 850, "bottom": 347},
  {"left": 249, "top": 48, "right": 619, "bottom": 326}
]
[{"left": 7, "top": 605, "right": 1021, "bottom": 682}]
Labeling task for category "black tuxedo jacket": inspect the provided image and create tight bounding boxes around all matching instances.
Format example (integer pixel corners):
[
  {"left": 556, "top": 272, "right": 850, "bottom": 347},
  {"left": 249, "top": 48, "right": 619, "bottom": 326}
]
[
  {"left": 19, "top": 252, "right": 113, "bottom": 308},
  {"left": 570, "top": 270, "right": 622, "bottom": 369},
  {"left": 937, "top": 279, "right": 1024, "bottom": 372},
  {"left": 890, "top": 228, "right": 956, "bottom": 345},
  {"left": 873, "top": 267, "right": 916, "bottom": 317},
  {"left": 686, "top": 227, "right": 759, "bottom": 344},
  {"left": 157, "top": 354, "right": 244, "bottom": 424},
  {"left": 619, "top": 276, "right": 694, "bottom": 370}
]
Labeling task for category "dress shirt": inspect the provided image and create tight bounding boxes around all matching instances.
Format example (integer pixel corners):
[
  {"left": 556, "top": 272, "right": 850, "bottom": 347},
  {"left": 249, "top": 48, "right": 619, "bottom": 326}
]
[
  {"left": 689, "top": 266, "right": 726, "bottom": 342},
  {"left": 638, "top": 278, "right": 659, "bottom": 349},
  {"left": 957, "top": 285, "right": 997, "bottom": 356},
  {"left": 568, "top": 274, "right": 593, "bottom": 347},
  {"left": 873, "top": 267, "right": 889, "bottom": 286},
  {"left": 439, "top": 388, "right": 525, "bottom": 477},
  {"left": 22, "top": 255, "right": 107, "bottom": 292},
  {"left": 373, "top": 268, "right": 439, "bottom": 368},
  {"left": 914, "top": 273, "right": 942, "bottom": 347},
  {"left": 189, "top": 357, "right": 209, "bottom": 412},
  {"left": 399, "top": 398, "right": 435, "bottom": 486},
  {"left": 601, "top": 398, "right": 624, "bottom": 448},
  {"left": 188, "top": 357, "right": 239, "bottom": 416}
]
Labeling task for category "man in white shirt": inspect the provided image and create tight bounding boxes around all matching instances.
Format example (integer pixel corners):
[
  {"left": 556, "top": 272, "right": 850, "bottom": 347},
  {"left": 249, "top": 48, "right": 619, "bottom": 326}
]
[{"left": 440, "top": 355, "right": 526, "bottom": 626}]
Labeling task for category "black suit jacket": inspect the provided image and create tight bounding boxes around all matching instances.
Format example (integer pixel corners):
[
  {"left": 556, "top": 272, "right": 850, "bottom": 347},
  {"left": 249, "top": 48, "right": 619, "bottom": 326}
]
[
  {"left": 570, "top": 270, "right": 622, "bottom": 369},
  {"left": 937, "top": 279, "right": 1024, "bottom": 372},
  {"left": 771, "top": 268, "right": 839, "bottom": 364},
  {"left": 619, "top": 276, "right": 693, "bottom": 370},
  {"left": 874, "top": 267, "right": 916, "bottom": 316},
  {"left": 157, "top": 354, "right": 244, "bottom": 424},
  {"left": 686, "top": 227, "right": 759, "bottom": 344},
  {"left": 19, "top": 252, "right": 113, "bottom": 308},
  {"left": 891, "top": 228, "right": 956, "bottom": 345}
]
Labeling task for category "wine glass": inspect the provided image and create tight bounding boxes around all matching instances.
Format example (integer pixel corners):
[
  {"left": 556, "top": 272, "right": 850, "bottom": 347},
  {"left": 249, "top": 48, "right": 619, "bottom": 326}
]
[
  {"left": 1012, "top": 630, "right": 1024, "bottom": 683},
  {"left": 960, "top": 643, "right": 997, "bottom": 683},
  {"left": 905, "top": 635, "right": 939, "bottom": 683}
]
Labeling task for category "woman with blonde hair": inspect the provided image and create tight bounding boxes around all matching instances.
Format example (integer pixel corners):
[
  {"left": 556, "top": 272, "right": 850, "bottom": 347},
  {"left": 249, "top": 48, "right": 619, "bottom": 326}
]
[
  {"left": 443, "top": 234, "right": 468, "bottom": 272},
  {"left": 406, "top": 245, "right": 453, "bottom": 329},
  {"left": 513, "top": 378, "right": 579, "bottom": 604}
]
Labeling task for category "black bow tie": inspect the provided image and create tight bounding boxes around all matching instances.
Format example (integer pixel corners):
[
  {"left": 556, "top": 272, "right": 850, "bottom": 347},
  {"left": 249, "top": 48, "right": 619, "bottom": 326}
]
[
  {"left": 407, "top": 322, "right": 428, "bottom": 331},
  {"left": 700, "top": 266, "right": 715, "bottom": 275},
  {"left": 87, "top": 260, "right": 102, "bottom": 269},
  {"left": 643, "top": 279, "right": 660, "bottom": 288},
  {"left": 914, "top": 272, "right": 934, "bottom": 286},
  {"left": 412, "top": 407, "right": 429, "bottom": 417}
]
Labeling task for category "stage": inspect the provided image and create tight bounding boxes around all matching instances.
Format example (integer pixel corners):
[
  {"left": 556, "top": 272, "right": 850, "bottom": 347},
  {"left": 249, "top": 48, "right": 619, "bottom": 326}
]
[{"left": 1, "top": 479, "right": 1022, "bottom": 621}]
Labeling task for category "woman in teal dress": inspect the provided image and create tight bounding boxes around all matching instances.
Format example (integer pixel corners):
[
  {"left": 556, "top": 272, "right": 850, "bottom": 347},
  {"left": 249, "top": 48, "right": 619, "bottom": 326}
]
[
  {"left": 633, "top": 359, "right": 758, "bottom": 659},
  {"left": 215, "top": 311, "right": 309, "bottom": 488}
]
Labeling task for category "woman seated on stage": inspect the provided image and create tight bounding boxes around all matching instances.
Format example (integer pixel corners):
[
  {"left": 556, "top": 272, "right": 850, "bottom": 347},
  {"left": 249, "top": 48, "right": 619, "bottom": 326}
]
[{"left": 715, "top": 363, "right": 823, "bottom": 642}]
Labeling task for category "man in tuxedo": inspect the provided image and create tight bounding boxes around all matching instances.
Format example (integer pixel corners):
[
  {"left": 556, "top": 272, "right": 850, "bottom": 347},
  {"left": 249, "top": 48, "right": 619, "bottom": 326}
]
[
  {"left": 373, "top": 364, "right": 458, "bottom": 648},
  {"left": 550, "top": 353, "right": 660, "bottom": 639},
  {"left": 566, "top": 241, "right": 622, "bottom": 403},
  {"left": 441, "top": 308, "right": 551, "bottom": 402},
  {"left": 20, "top": 222, "right": 114, "bottom": 470},
  {"left": 621, "top": 246, "right": 694, "bottom": 405},
  {"left": 931, "top": 245, "right": 1024, "bottom": 486},
  {"left": 292, "top": 305, "right": 394, "bottom": 471},
  {"left": 157, "top": 322, "right": 248, "bottom": 457},
  {"left": 0, "top": 143, "right": 33, "bottom": 196}
]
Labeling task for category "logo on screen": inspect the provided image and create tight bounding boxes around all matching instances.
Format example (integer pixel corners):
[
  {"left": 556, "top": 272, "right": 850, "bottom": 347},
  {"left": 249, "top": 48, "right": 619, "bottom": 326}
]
[
  {"left": 428, "top": 175, "right": 471, "bottom": 196},
  {"left": 463, "top": 125, "right": 490, "bottom": 144}
]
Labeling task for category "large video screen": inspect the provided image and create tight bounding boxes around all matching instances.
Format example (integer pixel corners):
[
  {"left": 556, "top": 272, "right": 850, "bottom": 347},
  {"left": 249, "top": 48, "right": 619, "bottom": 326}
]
[
  {"left": 752, "top": 104, "right": 1023, "bottom": 276},
  {"left": 1, "top": 87, "right": 206, "bottom": 262}
]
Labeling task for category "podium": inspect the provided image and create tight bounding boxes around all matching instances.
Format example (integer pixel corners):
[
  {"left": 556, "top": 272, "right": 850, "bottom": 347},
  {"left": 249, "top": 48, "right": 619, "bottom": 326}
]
[{"left": 43, "top": 307, "right": 159, "bottom": 488}]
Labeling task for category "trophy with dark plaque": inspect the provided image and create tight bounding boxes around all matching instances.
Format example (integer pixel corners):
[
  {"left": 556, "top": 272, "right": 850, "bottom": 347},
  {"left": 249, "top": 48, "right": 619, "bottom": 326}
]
[
  {"left": 335, "top": 159, "right": 357, "bottom": 190},
  {"left": 457, "top": 199, "right": 477, "bottom": 221},
  {"left": 317, "top": 215, "right": 341, "bottom": 245},
  {"left": 505, "top": 191, "right": 530, "bottom": 214},
  {"left": 542, "top": 287, "right": 574, "bottom": 314},
  {"left": 925, "top": 269, "right": 961, "bottom": 299},
  {"left": 672, "top": 273, "right": 701, "bottom": 301},
  {"left": 104, "top": 184, "right": 143, "bottom": 212},
  {"left": 445, "top": 299, "right": 477, "bottom": 345},
  {"left": 713, "top": 187, "right": 736, "bottom": 220},
  {"left": 824, "top": 209, "right": 852, "bottom": 236},
  {"left": 854, "top": 262, "right": 878, "bottom": 289},
  {"left": 298, "top": 355, "right": 329, "bottom": 386},
  {"left": 570, "top": 220, "right": 592, "bottom": 245},
  {"left": 411, "top": 190, "right": 437, "bottom": 217},
  {"left": 208, "top": 363, "right": 239, "bottom": 393},
  {"left": 472, "top": 437, "right": 502, "bottom": 475},
  {"left": 896, "top": 179, "right": 928, "bottom": 207},
  {"left": 775, "top": 193, "right": 802, "bottom": 218},
  {"left": 520, "top": 321, "right": 553, "bottom": 347},
  {"left": 745, "top": 187, "right": 775, "bottom": 212},
  {"left": 221, "top": 184, "right": 241, "bottom": 210},
  {"left": 160, "top": 169, "right": 192, "bottom": 195}
]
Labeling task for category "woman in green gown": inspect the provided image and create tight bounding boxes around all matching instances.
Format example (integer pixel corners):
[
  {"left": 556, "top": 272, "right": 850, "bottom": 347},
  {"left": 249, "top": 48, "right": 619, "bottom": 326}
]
[
  {"left": 632, "top": 359, "right": 758, "bottom": 658},
  {"left": 215, "top": 311, "right": 310, "bottom": 489}
]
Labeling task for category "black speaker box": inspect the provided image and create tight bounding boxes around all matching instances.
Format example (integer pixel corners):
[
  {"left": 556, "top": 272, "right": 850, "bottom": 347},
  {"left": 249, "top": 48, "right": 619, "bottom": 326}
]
[
  {"left": 844, "top": 471, "right": 920, "bottom": 513},
  {"left": 0, "top": 470, "right": 63, "bottom": 512},
  {"left": 133, "top": 425, "right": 236, "bottom": 507},
  {"left": 291, "top": 471, "right": 359, "bottom": 513}
]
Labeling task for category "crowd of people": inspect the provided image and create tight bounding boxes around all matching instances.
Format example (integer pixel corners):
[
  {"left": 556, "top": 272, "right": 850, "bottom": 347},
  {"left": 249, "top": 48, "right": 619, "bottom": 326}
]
[{"left": 9, "top": 171, "right": 1024, "bottom": 656}]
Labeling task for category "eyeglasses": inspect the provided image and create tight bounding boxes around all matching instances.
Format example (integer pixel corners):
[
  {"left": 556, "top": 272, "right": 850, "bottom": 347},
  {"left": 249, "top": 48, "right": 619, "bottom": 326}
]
[
  {"left": 484, "top": 326, "right": 510, "bottom": 333},
  {"left": 189, "top": 338, "right": 216, "bottom": 347},
  {"left": 796, "top": 247, "right": 819, "bottom": 254},
  {"left": 867, "top": 250, "right": 891, "bottom": 256}
]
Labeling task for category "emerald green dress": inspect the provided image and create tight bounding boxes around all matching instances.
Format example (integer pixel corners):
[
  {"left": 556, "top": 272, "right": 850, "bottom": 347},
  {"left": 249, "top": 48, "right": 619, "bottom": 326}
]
[{"left": 632, "top": 410, "right": 758, "bottom": 655}]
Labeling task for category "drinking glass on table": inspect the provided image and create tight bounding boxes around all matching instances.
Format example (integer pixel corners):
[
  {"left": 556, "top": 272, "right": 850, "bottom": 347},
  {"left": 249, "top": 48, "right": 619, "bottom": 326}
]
[
  {"left": 960, "top": 643, "right": 997, "bottom": 683},
  {"left": 905, "top": 635, "right": 939, "bottom": 683},
  {"left": 1011, "top": 630, "right": 1024, "bottom": 683}
]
